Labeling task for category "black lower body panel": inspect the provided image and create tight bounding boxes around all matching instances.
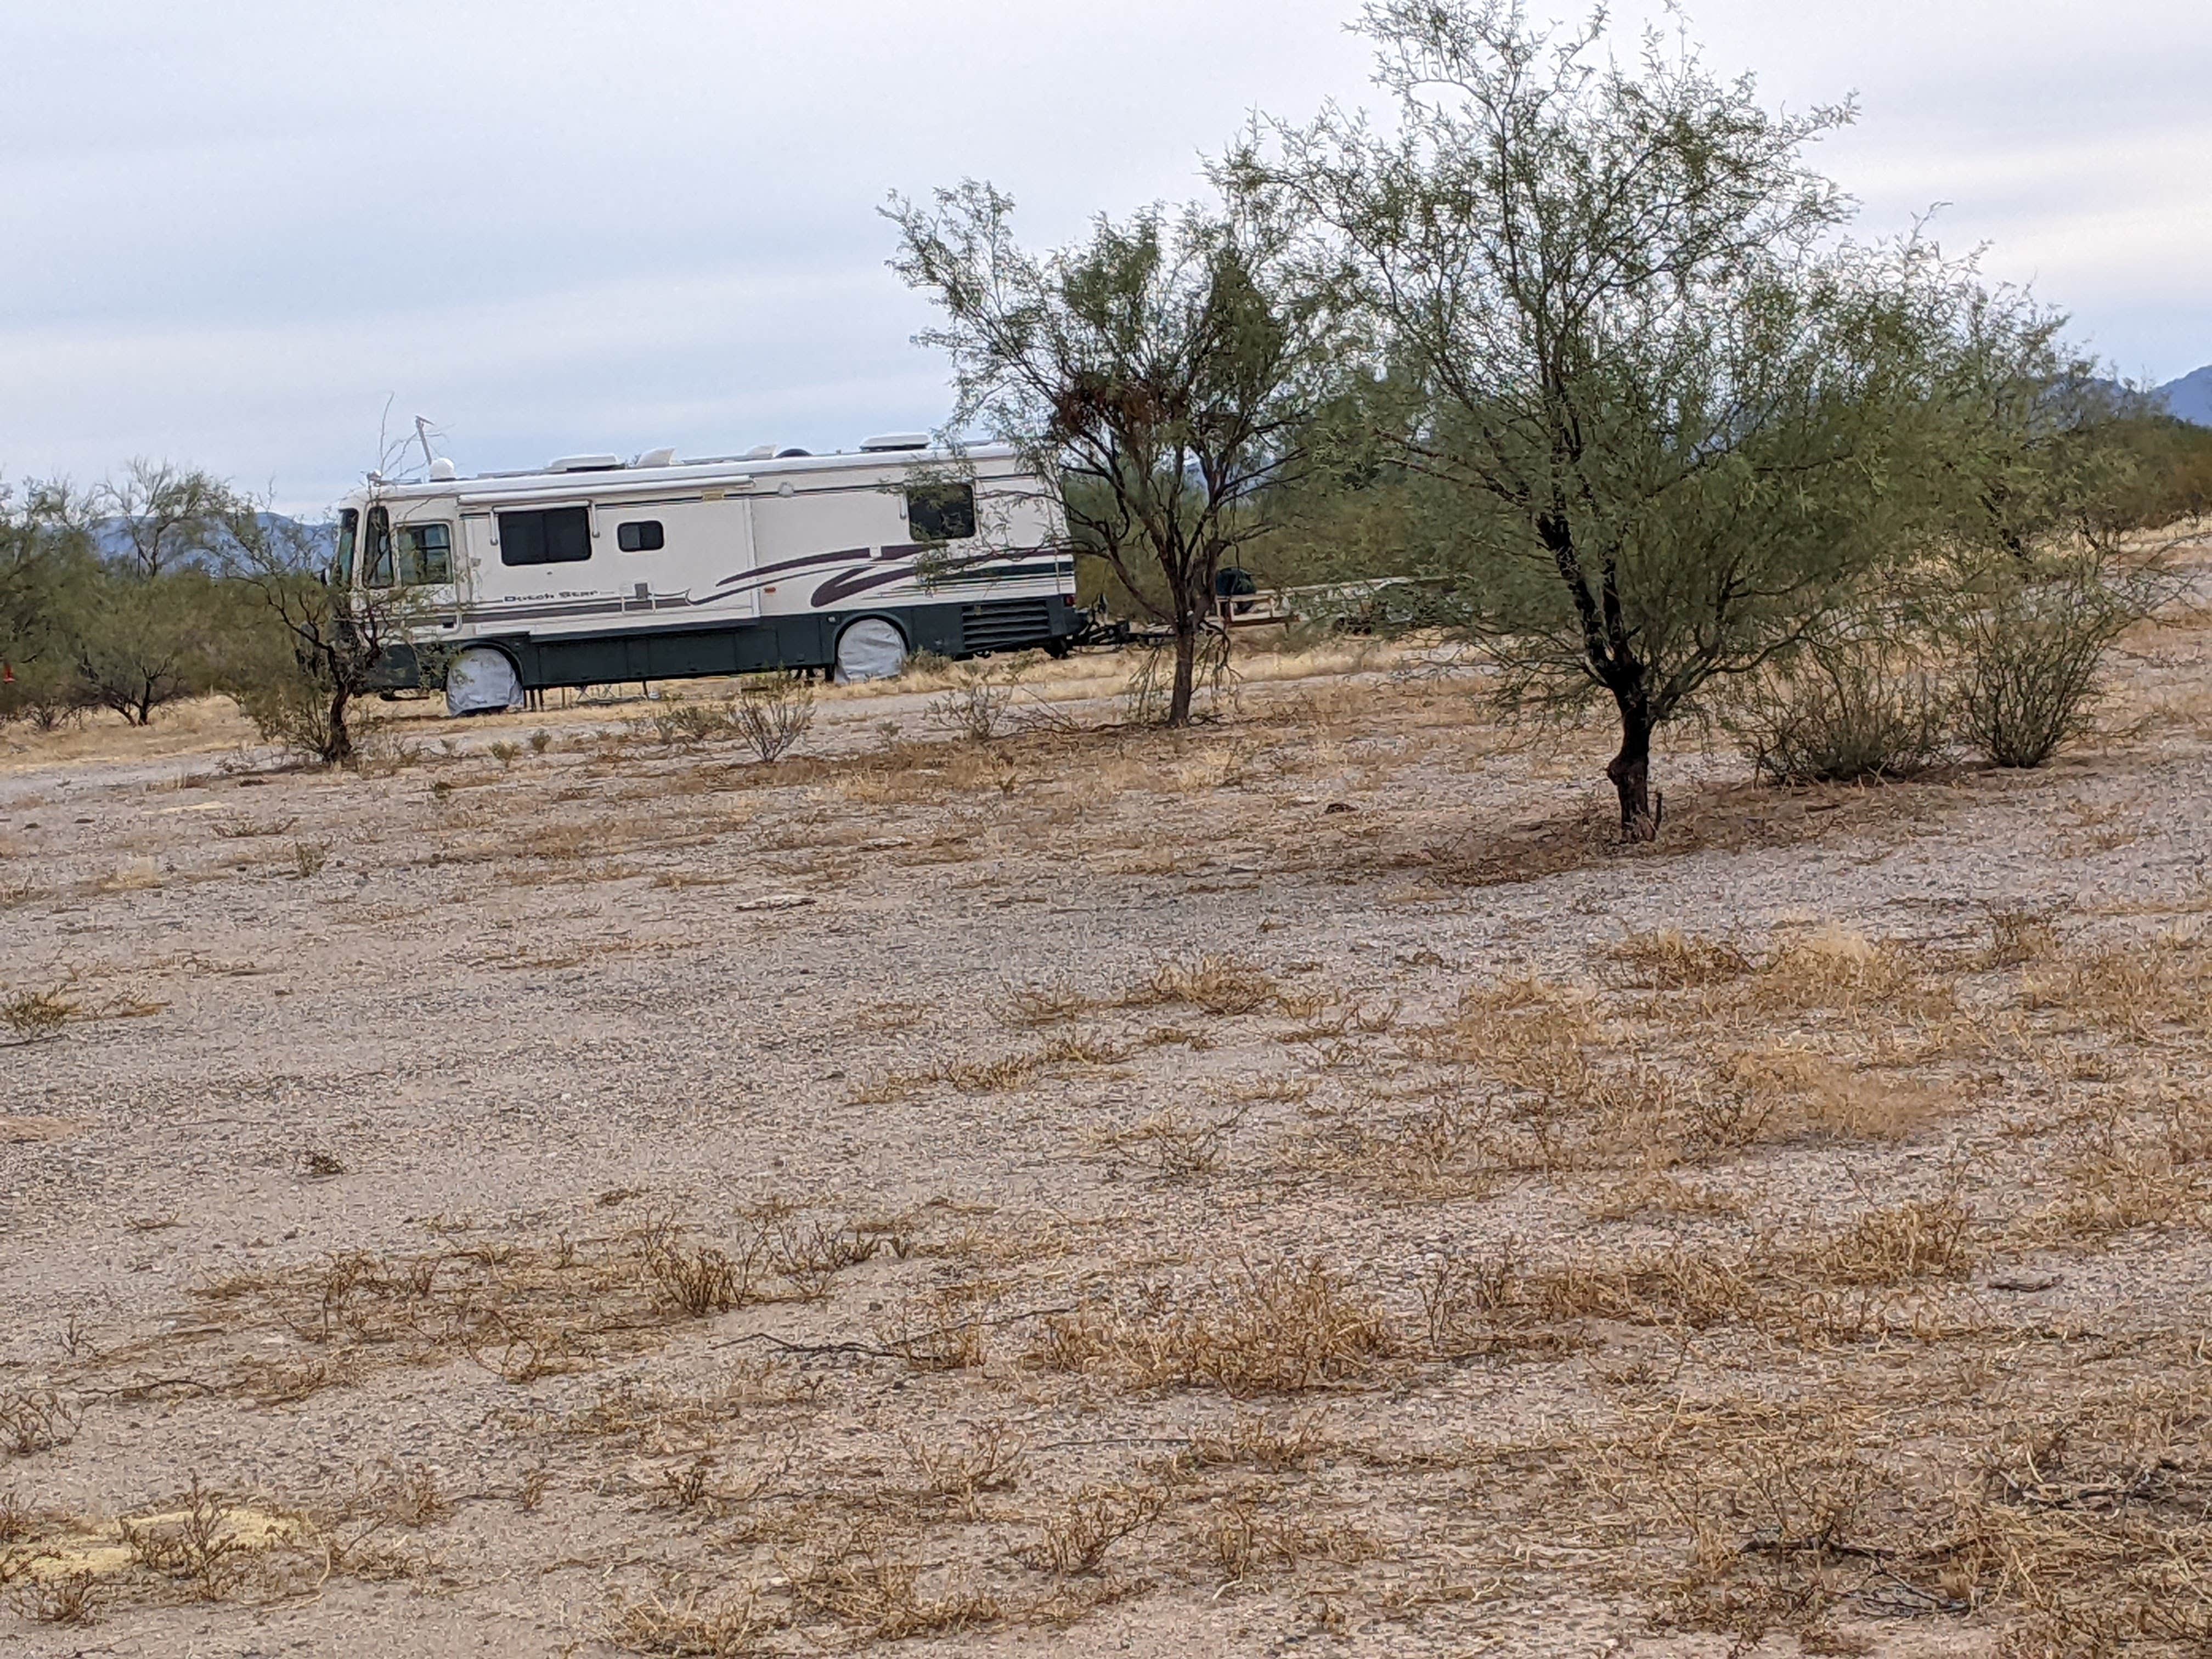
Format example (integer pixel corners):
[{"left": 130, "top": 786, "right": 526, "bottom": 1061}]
[{"left": 373, "top": 596, "right": 1082, "bottom": 692}]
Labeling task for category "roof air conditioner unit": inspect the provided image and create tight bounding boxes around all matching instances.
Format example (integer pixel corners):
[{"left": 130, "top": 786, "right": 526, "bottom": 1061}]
[
  {"left": 546, "top": 453, "right": 624, "bottom": 472},
  {"left": 858, "top": 432, "right": 932, "bottom": 453}
]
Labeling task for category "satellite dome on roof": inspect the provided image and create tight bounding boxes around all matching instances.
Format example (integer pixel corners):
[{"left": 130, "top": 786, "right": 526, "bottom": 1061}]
[{"left": 857, "top": 432, "right": 932, "bottom": 452}]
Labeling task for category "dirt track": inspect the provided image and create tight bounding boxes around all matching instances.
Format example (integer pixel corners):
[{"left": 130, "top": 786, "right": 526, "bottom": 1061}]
[{"left": 3, "top": 629, "right": 2211, "bottom": 1656}]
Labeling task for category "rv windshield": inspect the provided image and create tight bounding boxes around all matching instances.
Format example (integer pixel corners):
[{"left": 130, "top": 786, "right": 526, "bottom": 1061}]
[
  {"left": 335, "top": 509, "right": 358, "bottom": 585},
  {"left": 363, "top": 507, "right": 394, "bottom": 587}
]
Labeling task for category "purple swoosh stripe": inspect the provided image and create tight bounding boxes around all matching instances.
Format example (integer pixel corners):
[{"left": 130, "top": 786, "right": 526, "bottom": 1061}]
[
  {"left": 709, "top": 546, "right": 869, "bottom": 591},
  {"left": 810, "top": 562, "right": 921, "bottom": 607}
]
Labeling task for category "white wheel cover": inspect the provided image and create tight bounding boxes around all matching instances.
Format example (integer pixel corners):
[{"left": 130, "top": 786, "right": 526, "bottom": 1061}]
[
  {"left": 445, "top": 646, "right": 523, "bottom": 715},
  {"left": 834, "top": 618, "right": 907, "bottom": 684}
]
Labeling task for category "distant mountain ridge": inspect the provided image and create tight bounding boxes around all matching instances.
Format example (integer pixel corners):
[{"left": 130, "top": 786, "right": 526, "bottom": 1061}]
[
  {"left": 89, "top": 511, "right": 332, "bottom": 569},
  {"left": 2157, "top": 365, "right": 2212, "bottom": 426}
]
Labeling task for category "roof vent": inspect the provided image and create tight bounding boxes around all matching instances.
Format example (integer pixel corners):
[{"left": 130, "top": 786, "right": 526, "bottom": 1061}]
[
  {"left": 858, "top": 432, "right": 931, "bottom": 453},
  {"left": 546, "top": 453, "right": 624, "bottom": 473},
  {"left": 634, "top": 447, "right": 677, "bottom": 469},
  {"left": 428, "top": 458, "right": 458, "bottom": 482}
]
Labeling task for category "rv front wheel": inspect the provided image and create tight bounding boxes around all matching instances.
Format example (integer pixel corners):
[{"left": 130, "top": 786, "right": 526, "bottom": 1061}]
[
  {"left": 834, "top": 618, "right": 908, "bottom": 684},
  {"left": 445, "top": 646, "right": 523, "bottom": 716}
]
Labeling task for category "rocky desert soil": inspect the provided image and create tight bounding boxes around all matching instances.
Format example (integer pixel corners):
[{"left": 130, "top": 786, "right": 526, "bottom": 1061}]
[{"left": 3, "top": 617, "right": 2210, "bottom": 1658}]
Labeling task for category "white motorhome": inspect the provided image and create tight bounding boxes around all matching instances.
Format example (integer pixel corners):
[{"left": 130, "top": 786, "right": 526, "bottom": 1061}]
[{"left": 336, "top": 435, "right": 1079, "bottom": 711}]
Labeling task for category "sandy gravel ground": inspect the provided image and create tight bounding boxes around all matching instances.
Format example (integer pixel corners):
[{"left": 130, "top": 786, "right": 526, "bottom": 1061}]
[{"left": 3, "top": 617, "right": 2210, "bottom": 1657}]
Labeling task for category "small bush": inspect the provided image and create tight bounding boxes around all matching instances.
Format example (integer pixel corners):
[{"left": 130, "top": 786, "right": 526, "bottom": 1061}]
[
  {"left": 647, "top": 702, "right": 732, "bottom": 747},
  {"left": 0, "top": 1389, "right": 83, "bottom": 1453},
  {"left": 1951, "top": 560, "right": 2143, "bottom": 769},
  {"left": 927, "top": 662, "right": 1021, "bottom": 741},
  {"left": 1, "top": 989, "right": 75, "bottom": 1044},
  {"left": 604, "top": 1583, "right": 773, "bottom": 1656},
  {"left": 731, "top": 673, "right": 815, "bottom": 763},
  {"left": 1728, "top": 647, "right": 1950, "bottom": 785}
]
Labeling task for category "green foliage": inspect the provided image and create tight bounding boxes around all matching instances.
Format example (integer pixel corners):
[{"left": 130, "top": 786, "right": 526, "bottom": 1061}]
[
  {"left": 3, "top": 465, "right": 252, "bottom": 730},
  {"left": 1726, "top": 644, "right": 1954, "bottom": 786},
  {"left": 888, "top": 180, "right": 1338, "bottom": 724},
  {"left": 218, "top": 507, "right": 424, "bottom": 770},
  {"left": 1948, "top": 554, "right": 2153, "bottom": 769},
  {"left": 96, "top": 459, "right": 233, "bottom": 578},
  {"left": 1246, "top": 0, "right": 2100, "bottom": 836},
  {"left": 0, "top": 479, "right": 96, "bottom": 729},
  {"left": 67, "top": 565, "right": 233, "bottom": 725},
  {"left": 2098, "top": 414, "right": 2212, "bottom": 532}
]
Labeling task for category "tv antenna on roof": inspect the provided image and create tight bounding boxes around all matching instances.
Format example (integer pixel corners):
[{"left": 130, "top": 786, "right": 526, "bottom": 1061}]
[{"left": 414, "top": 415, "right": 440, "bottom": 474}]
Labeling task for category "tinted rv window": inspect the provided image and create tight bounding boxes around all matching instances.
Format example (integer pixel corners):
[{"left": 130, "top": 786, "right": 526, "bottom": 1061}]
[
  {"left": 906, "top": 483, "right": 976, "bottom": 541},
  {"left": 616, "top": 520, "right": 664, "bottom": 552},
  {"left": 364, "top": 506, "right": 395, "bottom": 587},
  {"left": 498, "top": 506, "right": 592, "bottom": 566},
  {"left": 335, "top": 509, "right": 358, "bottom": 585},
  {"left": 399, "top": 523, "right": 452, "bottom": 584}
]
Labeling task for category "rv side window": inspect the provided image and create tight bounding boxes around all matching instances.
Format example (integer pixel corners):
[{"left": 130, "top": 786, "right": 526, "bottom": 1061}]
[
  {"left": 906, "top": 483, "right": 976, "bottom": 541},
  {"left": 498, "top": 506, "right": 592, "bottom": 566},
  {"left": 335, "top": 509, "right": 358, "bottom": 586},
  {"left": 399, "top": 522, "right": 452, "bottom": 584},
  {"left": 363, "top": 506, "right": 395, "bottom": 587},
  {"left": 616, "top": 520, "right": 664, "bottom": 552}
]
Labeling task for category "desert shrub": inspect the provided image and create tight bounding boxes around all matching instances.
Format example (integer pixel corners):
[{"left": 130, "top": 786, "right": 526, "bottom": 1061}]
[
  {"left": 927, "top": 662, "right": 1021, "bottom": 741},
  {"left": 1728, "top": 645, "right": 1951, "bottom": 784},
  {"left": 1950, "top": 558, "right": 2144, "bottom": 769},
  {"left": 69, "top": 567, "right": 232, "bottom": 725},
  {"left": 229, "top": 669, "right": 327, "bottom": 754},
  {"left": 1, "top": 989, "right": 75, "bottom": 1043},
  {"left": 731, "top": 672, "right": 814, "bottom": 762},
  {"left": 0, "top": 656, "right": 93, "bottom": 732},
  {"left": 647, "top": 701, "right": 732, "bottom": 747}
]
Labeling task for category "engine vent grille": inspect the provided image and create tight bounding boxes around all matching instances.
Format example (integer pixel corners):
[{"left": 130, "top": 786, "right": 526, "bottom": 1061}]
[{"left": 959, "top": 597, "right": 1053, "bottom": 654}]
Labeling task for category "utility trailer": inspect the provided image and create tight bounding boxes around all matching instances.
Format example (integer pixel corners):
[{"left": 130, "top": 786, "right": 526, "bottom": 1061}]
[{"left": 336, "top": 436, "right": 1080, "bottom": 712}]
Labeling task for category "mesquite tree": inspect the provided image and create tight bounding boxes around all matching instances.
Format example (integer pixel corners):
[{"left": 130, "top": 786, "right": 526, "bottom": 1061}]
[
  {"left": 97, "top": 459, "right": 232, "bottom": 579},
  {"left": 1250, "top": 0, "right": 2016, "bottom": 837},
  {"left": 888, "top": 183, "right": 1333, "bottom": 725},
  {"left": 220, "top": 495, "right": 424, "bottom": 768}
]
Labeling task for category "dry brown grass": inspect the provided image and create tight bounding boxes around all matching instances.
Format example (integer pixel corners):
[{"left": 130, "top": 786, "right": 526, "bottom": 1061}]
[
  {"left": 118, "top": 1475, "right": 248, "bottom": 1601},
  {"left": 1201, "top": 1495, "right": 1380, "bottom": 1585},
  {"left": 1031, "top": 1260, "right": 1392, "bottom": 1397},
  {"left": 1606, "top": 928, "right": 1756, "bottom": 989},
  {"left": 781, "top": 1523, "right": 1002, "bottom": 1639},
  {"left": 1092, "top": 1105, "right": 1249, "bottom": 1179},
  {"left": 1125, "top": 951, "right": 1282, "bottom": 1015},
  {"left": 1, "top": 988, "right": 75, "bottom": 1045},
  {"left": 1018, "top": 1480, "right": 1173, "bottom": 1575},
  {"left": 0, "top": 1389, "right": 82, "bottom": 1454},
  {"left": 1600, "top": 1364, "right": 2212, "bottom": 1654},
  {"left": 899, "top": 1423, "right": 1028, "bottom": 1520},
  {"left": 605, "top": 1581, "right": 778, "bottom": 1657}
]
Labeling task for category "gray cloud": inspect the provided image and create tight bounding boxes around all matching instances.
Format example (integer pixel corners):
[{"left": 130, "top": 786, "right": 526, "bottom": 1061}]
[{"left": 1, "top": 0, "right": 2204, "bottom": 510}]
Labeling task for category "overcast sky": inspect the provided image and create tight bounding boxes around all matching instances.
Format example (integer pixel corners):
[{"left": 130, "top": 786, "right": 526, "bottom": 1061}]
[{"left": 3, "top": 0, "right": 2208, "bottom": 511}]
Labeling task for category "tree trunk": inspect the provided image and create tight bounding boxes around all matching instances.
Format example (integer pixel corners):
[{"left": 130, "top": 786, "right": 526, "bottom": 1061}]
[
  {"left": 324, "top": 686, "right": 354, "bottom": 768},
  {"left": 1166, "top": 620, "right": 1198, "bottom": 727},
  {"left": 1606, "top": 701, "right": 1660, "bottom": 843}
]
